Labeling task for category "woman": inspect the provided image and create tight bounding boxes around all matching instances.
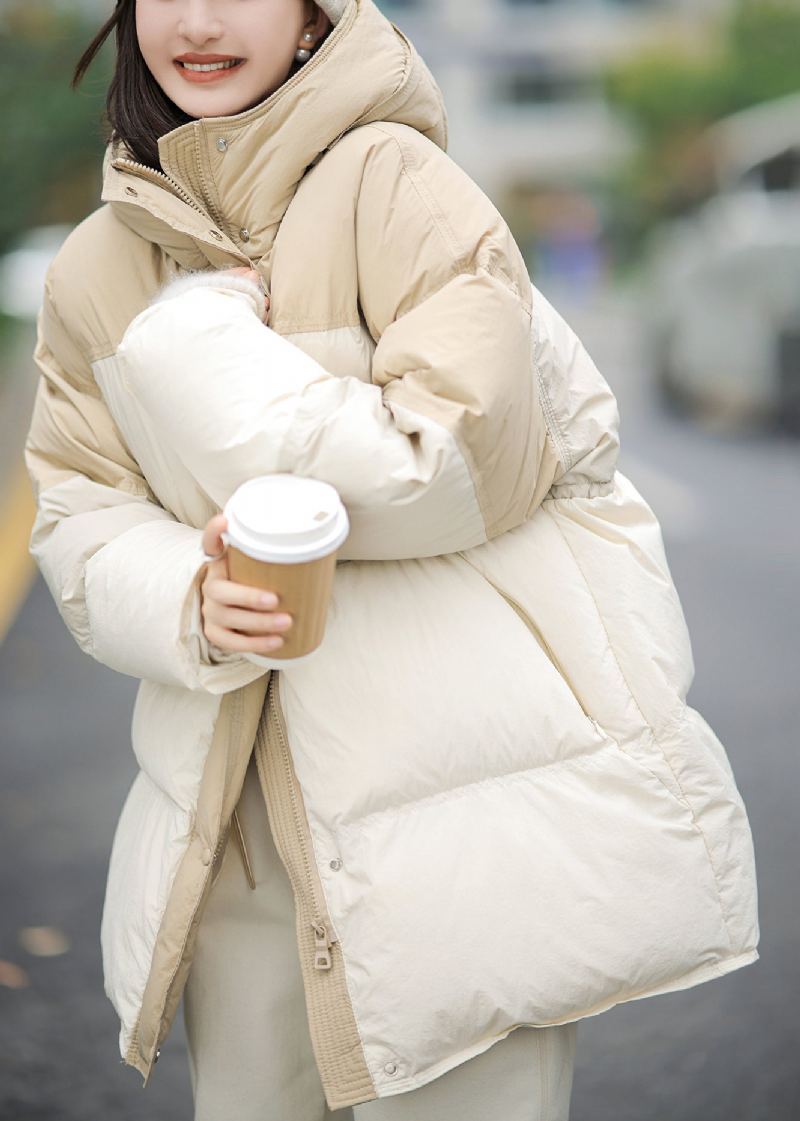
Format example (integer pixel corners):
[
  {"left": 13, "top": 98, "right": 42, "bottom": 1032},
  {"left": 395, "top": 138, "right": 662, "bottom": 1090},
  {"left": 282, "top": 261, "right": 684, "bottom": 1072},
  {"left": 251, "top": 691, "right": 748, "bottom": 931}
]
[{"left": 23, "top": 1, "right": 760, "bottom": 1119}]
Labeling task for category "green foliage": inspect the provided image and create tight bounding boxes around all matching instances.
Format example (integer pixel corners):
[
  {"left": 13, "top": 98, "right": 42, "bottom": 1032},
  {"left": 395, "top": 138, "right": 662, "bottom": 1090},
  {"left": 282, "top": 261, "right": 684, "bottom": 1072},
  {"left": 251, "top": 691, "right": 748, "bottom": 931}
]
[
  {"left": 608, "top": 0, "right": 800, "bottom": 139},
  {"left": 727, "top": 0, "right": 800, "bottom": 108},
  {"left": 0, "top": 2, "right": 111, "bottom": 254},
  {"left": 604, "top": 0, "right": 800, "bottom": 255},
  {"left": 606, "top": 52, "right": 729, "bottom": 143}
]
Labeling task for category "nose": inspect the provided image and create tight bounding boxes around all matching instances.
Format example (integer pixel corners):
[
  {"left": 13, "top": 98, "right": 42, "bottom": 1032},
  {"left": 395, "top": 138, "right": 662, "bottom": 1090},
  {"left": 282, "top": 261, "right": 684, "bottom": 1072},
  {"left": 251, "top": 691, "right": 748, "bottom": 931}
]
[{"left": 178, "top": 0, "right": 224, "bottom": 45}]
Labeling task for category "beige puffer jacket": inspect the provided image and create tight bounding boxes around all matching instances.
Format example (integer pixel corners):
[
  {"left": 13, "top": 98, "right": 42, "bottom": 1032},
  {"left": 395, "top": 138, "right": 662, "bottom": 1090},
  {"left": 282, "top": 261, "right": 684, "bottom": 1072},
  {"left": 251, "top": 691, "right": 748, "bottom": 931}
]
[{"left": 23, "top": 0, "right": 759, "bottom": 1108}]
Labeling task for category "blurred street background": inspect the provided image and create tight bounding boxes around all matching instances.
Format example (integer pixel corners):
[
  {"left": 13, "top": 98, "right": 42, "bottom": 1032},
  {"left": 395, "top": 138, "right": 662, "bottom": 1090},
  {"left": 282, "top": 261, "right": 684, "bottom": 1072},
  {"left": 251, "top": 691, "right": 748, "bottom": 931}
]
[{"left": 1, "top": 0, "right": 798, "bottom": 1118}]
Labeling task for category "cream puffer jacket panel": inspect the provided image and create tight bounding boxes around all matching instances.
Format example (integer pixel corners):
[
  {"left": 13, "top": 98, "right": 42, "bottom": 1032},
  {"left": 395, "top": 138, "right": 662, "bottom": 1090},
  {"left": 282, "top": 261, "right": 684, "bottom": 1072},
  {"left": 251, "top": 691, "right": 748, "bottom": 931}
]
[
  {"left": 23, "top": 0, "right": 759, "bottom": 1102},
  {"left": 107, "top": 269, "right": 759, "bottom": 1093}
]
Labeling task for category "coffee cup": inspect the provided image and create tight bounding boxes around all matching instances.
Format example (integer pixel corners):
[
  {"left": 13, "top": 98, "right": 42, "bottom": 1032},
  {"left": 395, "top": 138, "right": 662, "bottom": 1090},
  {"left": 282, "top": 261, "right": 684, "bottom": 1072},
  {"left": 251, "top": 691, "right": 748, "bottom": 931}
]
[{"left": 221, "top": 474, "right": 349, "bottom": 668}]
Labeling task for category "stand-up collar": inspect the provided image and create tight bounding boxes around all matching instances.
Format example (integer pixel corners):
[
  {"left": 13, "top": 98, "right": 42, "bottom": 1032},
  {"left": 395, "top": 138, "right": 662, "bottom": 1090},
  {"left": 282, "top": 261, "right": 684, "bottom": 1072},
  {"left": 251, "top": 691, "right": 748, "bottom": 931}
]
[{"left": 102, "top": 0, "right": 447, "bottom": 266}]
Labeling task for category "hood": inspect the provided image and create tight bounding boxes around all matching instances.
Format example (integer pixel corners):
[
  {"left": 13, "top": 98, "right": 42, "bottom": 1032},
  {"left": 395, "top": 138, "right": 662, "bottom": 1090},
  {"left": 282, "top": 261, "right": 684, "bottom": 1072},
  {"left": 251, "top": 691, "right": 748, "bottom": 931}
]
[{"left": 101, "top": 0, "right": 448, "bottom": 264}]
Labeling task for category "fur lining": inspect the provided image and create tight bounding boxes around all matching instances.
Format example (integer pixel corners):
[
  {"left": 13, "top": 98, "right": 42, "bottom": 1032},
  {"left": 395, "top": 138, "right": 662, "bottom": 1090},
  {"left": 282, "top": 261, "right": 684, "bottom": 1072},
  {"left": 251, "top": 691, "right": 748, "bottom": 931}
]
[{"left": 153, "top": 269, "right": 266, "bottom": 320}]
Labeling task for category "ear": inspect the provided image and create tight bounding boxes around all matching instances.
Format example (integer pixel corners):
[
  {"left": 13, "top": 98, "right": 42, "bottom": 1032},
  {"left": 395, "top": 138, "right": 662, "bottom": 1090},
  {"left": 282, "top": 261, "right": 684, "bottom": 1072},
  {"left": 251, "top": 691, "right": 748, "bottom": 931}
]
[{"left": 306, "top": 2, "right": 332, "bottom": 36}]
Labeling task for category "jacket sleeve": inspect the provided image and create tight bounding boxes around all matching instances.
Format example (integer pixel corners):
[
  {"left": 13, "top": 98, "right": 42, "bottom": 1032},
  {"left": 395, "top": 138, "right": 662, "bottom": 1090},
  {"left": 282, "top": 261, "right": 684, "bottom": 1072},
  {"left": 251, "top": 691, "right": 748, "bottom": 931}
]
[
  {"left": 23, "top": 271, "right": 267, "bottom": 694},
  {"left": 113, "top": 130, "right": 561, "bottom": 561}
]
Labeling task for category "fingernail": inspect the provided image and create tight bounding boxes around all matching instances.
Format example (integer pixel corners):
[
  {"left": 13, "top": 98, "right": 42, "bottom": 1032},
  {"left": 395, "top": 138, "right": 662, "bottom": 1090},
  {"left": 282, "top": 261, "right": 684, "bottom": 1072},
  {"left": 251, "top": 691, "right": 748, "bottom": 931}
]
[{"left": 260, "top": 593, "right": 278, "bottom": 606}]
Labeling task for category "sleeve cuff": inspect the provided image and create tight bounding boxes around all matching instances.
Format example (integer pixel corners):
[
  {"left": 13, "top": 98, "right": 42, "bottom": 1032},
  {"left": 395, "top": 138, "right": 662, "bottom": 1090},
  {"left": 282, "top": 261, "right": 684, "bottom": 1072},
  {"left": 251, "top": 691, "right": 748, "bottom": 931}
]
[
  {"left": 153, "top": 269, "right": 267, "bottom": 322},
  {"left": 84, "top": 519, "right": 267, "bottom": 692}
]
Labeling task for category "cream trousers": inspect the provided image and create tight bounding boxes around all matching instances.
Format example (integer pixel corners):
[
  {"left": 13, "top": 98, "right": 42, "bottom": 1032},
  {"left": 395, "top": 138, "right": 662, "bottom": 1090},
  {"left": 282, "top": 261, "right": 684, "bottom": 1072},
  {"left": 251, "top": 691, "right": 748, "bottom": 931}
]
[{"left": 182, "top": 751, "right": 578, "bottom": 1121}]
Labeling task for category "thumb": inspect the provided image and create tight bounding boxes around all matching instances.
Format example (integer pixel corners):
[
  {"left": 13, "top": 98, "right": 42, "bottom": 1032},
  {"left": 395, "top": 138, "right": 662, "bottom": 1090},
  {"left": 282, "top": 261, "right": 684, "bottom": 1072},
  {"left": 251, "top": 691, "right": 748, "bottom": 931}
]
[{"left": 202, "top": 514, "right": 228, "bottom": 557}]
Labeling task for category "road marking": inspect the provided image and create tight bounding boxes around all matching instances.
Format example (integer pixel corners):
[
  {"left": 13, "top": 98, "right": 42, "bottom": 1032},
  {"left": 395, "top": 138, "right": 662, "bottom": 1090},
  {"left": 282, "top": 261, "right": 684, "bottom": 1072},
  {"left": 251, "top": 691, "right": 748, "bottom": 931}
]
[{"left": 0, "top": 459, "right": 37, "bottom": 645}]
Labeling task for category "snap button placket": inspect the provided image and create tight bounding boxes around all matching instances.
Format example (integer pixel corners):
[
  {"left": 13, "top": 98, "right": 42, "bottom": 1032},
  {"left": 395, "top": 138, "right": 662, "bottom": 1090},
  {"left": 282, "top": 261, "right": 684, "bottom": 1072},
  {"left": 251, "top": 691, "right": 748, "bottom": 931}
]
[{"left": 216, "top": 137, "right": 228, "bottom": 152}]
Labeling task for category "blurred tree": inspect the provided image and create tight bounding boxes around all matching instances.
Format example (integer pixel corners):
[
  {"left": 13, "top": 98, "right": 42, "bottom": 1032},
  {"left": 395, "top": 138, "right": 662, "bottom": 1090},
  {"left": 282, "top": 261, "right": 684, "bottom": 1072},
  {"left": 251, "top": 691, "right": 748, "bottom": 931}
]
[
  {"left": 604, "top": 0, "right": 800, "bottom": 262},
  {"left": 726, "top": 0, "right": 800, "bottom": 109},
  {"left": 0, "top": 1, "right": 111, "bottom": 253}
]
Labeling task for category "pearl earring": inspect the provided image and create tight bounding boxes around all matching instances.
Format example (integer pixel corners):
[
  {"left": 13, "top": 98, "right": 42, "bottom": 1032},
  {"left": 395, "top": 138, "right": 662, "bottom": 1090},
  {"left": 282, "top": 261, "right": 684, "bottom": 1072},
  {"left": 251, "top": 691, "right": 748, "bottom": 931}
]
[{"left": 295, "top": 31, "right": 314, "bottom": 63}]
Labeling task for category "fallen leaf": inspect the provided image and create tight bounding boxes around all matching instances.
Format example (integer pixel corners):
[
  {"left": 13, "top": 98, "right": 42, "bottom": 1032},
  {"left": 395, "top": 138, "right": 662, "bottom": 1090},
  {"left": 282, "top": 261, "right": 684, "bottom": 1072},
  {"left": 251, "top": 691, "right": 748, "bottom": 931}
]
[
  {"left": 0, "top": 960, "right": 29, "bottom": 988},
  {"left": 18, "top": 925, "right": 70, "bottom": 957}
]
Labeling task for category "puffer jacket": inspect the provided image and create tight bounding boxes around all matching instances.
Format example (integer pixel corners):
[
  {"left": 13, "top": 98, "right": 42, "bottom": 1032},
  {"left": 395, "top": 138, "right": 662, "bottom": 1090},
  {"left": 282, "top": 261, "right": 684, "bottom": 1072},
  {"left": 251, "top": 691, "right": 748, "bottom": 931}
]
[{"left": 23, "top": 0, "right": 759, "bottom": 1108}]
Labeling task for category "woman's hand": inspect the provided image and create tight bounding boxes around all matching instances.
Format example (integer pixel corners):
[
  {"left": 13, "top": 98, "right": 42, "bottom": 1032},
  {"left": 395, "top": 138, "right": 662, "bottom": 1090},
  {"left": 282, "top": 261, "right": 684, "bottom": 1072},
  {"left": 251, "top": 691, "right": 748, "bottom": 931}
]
[
  {"left": 216, "top": 266, "right": 270, "bottom": 324},
  {"left": 200, "top": 514, "right": 293, "bottom": 655}
]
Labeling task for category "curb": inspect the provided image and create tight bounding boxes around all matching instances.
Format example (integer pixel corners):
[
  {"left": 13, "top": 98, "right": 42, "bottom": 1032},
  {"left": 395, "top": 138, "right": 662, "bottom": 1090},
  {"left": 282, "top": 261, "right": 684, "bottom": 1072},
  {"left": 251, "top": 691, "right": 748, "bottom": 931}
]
[
  {"left": 0, "top": 459, "right": 36, "bottom": 644},
  {"left": 0, "top": 322, "right": 38, "bottom": 645}
]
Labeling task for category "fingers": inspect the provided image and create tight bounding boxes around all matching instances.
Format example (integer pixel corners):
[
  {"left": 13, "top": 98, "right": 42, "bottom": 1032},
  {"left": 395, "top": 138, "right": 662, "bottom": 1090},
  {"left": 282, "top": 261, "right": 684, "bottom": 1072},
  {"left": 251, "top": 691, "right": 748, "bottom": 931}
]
[
  {"left": 224, "top": 266, "right": 258, "bottom": 280},
  {"left": 204, "top": 622, "right": 286, "bottom": 654},
  {"left": 220, "top": 266, "right": 268, "bottom": 295},
  {"left": 241, "top": 268, "right": 263, "bottom": 288},
  {"left": 200, "top": 566, "right": 293, "bottom": 654},
  {"left": 226, "top": 266, "right": 260, "bottom": 285},
  {"left": 216, "top": 267, "right": 270, "bottom": 323},
  {"left": 208, "top": 604, "right": 293, "bottom": 636},
  {"left": 202, "top": 513, "right": 227, "bottom": 557},
  {"left": 205, "top": 575, "right": 280, "bottom": 610}
]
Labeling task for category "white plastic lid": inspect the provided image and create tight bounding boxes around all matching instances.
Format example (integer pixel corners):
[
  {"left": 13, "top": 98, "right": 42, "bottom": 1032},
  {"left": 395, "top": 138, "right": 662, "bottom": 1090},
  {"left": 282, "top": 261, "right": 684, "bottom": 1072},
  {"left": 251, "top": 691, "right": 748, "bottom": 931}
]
[{"left": 222, "top": 474, "right": 349, "bottom": 563}]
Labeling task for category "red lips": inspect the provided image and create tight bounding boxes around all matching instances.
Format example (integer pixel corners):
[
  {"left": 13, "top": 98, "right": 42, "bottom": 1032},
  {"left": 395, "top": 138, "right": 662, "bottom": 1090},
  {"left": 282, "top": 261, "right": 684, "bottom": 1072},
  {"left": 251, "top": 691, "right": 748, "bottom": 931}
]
[
  {"left": 175, "top": 53, "right": 241, "bottom": 64},
  {"left": 173, "top": 54, "right": 246, "bottom": 84}
]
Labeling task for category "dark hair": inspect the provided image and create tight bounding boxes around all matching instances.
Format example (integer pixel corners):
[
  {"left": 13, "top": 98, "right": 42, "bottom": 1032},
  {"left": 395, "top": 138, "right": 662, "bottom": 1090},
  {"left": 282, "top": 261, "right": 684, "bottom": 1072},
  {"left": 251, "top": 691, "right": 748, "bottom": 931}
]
[{"left": 72, "top": 0, "right": 329, "bottom": 172}]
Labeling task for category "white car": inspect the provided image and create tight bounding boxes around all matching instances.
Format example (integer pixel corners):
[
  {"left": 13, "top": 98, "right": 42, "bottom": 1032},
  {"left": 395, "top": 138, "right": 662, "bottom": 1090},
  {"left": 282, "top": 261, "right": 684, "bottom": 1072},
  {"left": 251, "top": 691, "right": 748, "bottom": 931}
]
[
  {"left": 640, "top": 93, "right": 800, "bottom": 433},
  {"left": 0, "top": 224, "right": 73, "bottom": 321}
]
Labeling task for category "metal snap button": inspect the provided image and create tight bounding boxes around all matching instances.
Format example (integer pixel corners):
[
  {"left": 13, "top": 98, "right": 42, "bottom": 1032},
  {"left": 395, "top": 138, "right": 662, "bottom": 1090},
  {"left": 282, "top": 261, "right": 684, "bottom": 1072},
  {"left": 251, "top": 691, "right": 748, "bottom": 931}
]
[
  {"left": 209, "top": 229, "right": 223, "bottom": 241},
  {"left": 329, "top": 858, "right": 342, "bottom": 871},
  {"left": 239, "top": 227, "right": 251, "bottom": 242},
  {"left": 216, "top": 137, "right": 228, "bottom": 152},
  {"left": 201, "top": 847, "right": 213, "bottom": 865},
  {"left": 124, "top": 186, "right": 138, "bottom": 197},
  {"left": 154, "top": 1049, "right": 161, "bottom": 1063},
  {"left": 383, "top": 1061, "right": 397, "bottom": 1075}
]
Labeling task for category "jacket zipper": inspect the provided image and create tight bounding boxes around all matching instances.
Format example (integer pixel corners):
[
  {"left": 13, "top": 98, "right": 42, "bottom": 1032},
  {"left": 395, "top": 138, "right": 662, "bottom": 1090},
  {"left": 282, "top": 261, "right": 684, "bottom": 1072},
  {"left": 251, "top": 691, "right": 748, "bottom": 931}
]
[
  {"left": 211, "top": 817, "right": 232, "bottom": 864},
  {"left": 253, "top": 674, "right": 376, "bottom": 1106},
  {"left": 257, "top": 670, "right": 338, "bottom": 971},
  {"left": 111, "top": 157, "right": 208, "bottom": 215}
]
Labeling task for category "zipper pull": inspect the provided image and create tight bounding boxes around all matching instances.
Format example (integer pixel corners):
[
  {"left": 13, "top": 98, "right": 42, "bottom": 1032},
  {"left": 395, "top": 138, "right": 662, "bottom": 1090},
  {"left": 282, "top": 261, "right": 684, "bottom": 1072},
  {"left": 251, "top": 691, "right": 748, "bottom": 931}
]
[
  {"left": 231, "top": 807, "right": 256, "bottom": 891},
  {"left": 312, "top": 922, "right": 333, "bottom": 970}
]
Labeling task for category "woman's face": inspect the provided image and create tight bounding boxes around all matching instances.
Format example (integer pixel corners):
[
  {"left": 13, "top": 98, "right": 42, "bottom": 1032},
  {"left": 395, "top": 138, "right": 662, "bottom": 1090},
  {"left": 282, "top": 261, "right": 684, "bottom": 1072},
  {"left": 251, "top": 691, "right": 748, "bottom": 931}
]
[{"left": 136, "top": 0, "right": 330, "bottom": 119}]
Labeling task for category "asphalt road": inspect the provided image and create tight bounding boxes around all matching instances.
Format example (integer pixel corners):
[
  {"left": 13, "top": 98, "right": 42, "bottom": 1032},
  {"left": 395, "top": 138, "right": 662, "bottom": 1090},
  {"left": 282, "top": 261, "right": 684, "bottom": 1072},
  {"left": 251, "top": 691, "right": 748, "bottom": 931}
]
[{"left": 1, "top": 290, "right": 797, "bottom": 1121}]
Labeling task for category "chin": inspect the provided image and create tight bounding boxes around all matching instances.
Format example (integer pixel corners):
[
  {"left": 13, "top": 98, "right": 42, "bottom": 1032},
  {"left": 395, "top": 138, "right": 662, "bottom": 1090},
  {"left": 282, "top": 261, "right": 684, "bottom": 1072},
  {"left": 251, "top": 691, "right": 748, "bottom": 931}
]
[{"left": 163, "top": 69, "right": 287, "bottom": 120}]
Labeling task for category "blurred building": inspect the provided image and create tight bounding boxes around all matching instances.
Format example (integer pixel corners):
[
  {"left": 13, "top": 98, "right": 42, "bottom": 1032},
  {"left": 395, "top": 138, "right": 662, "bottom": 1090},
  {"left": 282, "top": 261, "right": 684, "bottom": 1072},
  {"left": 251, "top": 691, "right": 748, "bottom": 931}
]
[
  {"left": 380, "top": 0, "right": 735, "bottom": 291},
  {"left": 380, "top": 0, "right": 732, "bottom": 190}
]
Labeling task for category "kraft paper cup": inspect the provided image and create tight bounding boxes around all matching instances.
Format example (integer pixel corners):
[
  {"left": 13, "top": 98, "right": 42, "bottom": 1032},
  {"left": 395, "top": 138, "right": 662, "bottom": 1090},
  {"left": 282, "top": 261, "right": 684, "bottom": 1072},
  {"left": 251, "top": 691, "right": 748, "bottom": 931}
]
[{"left": 221, "top": 474, "right": 349, "bottom": 668}]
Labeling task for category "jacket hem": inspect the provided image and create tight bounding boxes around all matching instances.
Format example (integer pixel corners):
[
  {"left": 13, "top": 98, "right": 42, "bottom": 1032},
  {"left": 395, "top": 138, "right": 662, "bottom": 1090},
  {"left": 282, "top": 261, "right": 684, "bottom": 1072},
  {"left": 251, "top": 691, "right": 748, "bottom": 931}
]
[
  {"left": 349, "top": 946, "right": 761, "bottom": 1104},
  {"left": 119, "top": 677, "right": 269, "bottom": 1084}
]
